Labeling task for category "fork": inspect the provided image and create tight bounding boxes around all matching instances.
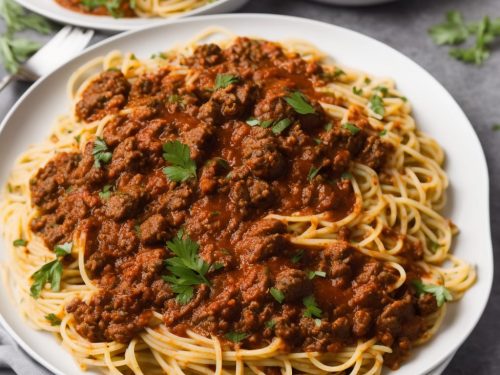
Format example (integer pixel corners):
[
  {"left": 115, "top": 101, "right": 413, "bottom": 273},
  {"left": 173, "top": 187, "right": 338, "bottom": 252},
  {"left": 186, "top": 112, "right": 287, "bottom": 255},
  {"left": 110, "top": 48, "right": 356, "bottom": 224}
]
[{"left": 0, "top": 26, "right": 94, "bottom": 92}]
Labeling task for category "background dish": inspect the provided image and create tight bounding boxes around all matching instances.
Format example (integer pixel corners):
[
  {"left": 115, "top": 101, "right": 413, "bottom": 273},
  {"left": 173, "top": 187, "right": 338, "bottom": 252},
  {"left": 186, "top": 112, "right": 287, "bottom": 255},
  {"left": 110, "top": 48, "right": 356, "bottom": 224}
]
[
  {"left": 309, "top": 0, "right": 396, "bottom": 6},
  {"left": 12, "top": 0, "right": 249, "bottom": 31},
  {"left": 0, "top": 13, "right": 493, "bottom": 375}
]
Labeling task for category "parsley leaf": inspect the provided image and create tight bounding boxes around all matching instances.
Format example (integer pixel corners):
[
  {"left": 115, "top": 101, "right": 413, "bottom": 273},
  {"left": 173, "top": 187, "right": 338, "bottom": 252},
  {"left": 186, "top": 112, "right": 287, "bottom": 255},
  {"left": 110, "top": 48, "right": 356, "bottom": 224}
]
[
  {"left": 162, "top": 140, "right": 197, "bottom": 182},
  {"left": 342, "top": 123, "right": 360, "bottom": 135},
  {"left": 291, "top": 249, "right": 304, "bottom": 264},
  {"left": 99, "top": 184, "right": 112, "bottom": 200},
  {"left": 284, "top": 91, "right": 316, "bottom": 115},
  {"left": 379, "top": 129, "right": 387, "bottom": 136},
  {"left": 54, "top": 242, "right": 72, "bottom": 257},
  {"left": 450, "top": 16, "right": 493, "bottom": 65},
  {"left": 413, "top": 280, "right": 452, "bottom": 307},
  {"left": 271, "top": 118, "right": 292, "bottom": 134},
  {"left": 369, "top": 95, "right": 385, "bottom": 117},
  {"left": 225, "top": 331, "right": 249, "bottom": 343},
  {"left": 352, "top": 86, "right": 363, "bottom": 96},
  {"left": 265, "top": 319, "right": 276, "bottom": 329},
  {"left": 0, "top": 35, "right": 41, "bottom": 74},
  {"left": 270, "top": 287, "right": 285, "bottom": 303},
  {"left": 303, "top": 295, "right": 322, "bottom": 318},
  {"left": 13, "top": 238, "right": 27, "bottom": 246},
  {"left": 45, "top": 313, "right": 61, "bottom": 326},
  {"left": 428, "top": 11, "right": 469, "bottom": 45},
  {"left": 92, "top": 137, "right": 112, "bottom": 168},
  {"left": 0, "top": 0, "right": 52, "bottom": 34},
  {"left": 81, "top": 0, "right": 125, "bottom": 18},
  {"left": 214, "top": 73, "right": 239, "bottom": 90},
  {"left": 324, "top": 122, "right": 333, "bottom": 131},
  {"left": 30, "top": 242, "right": 71, "bottom": 298},
  {"left": 162, "top": 229, "right": 211, "bottom": 304},
  {"left": 307, "top": 166, "right": 322, "bottom": 181},
  {"left": 307, "top": 270, "right": 326, "bottom": 279}
]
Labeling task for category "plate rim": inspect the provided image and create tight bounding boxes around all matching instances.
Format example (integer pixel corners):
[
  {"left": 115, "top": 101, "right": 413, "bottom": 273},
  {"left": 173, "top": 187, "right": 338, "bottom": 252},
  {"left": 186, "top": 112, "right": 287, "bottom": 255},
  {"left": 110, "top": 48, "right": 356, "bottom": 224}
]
[
  {"left": 0, "top": 13, "right": 493, "bottom": 375},
  {"left": 12, "top": 0, "right": 249, "bottom": 31}
]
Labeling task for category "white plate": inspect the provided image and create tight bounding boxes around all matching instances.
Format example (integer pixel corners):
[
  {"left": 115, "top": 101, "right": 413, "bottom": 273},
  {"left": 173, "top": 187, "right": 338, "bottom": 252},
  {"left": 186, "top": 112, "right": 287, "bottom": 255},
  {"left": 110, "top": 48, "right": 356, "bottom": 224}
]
[
  {"left": 0, "top": 14, "right": 492, "bottom": 375},
  {"left": 13, "top": 0, "right": 249, "bottom": 31}
]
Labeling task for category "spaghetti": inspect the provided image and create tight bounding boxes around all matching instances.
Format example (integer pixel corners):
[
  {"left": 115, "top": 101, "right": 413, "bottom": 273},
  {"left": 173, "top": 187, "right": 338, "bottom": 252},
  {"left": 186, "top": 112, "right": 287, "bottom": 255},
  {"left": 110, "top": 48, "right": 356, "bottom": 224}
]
[{"left": 0, "top": 29, "right": 476, "bottom": 374}]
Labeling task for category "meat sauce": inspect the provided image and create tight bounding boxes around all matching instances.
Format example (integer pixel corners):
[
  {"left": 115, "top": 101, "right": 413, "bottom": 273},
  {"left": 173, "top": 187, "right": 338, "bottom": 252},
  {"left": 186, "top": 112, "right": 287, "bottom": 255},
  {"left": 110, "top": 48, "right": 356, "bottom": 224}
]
[
  {"left": 29, "top": 38, "right": 436, "bottom": 370},
  {"left": 55, "top": 0, "right": 136, "bottom": 17}
]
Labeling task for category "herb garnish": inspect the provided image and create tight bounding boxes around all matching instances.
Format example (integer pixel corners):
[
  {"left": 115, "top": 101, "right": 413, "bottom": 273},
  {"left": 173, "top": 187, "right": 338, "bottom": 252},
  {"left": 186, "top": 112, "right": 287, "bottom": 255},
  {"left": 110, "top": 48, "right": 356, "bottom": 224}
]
[
  {"left": 429, "top": 11, "right": 500, "bottom": 65},
  {"left": 270, "top": 287, "right": 285, "bottom": 303},
  {"left": 307, "top": 166, "right": 322, "bottom": 181},
  {"left": 162, "top": 229, "right": 211, "bottom": 305},
  {"left": 98, "top": 185, "right": 112, "bottom": 200},
  {"left": 303, "top": 295, "right": 322, "bottom": 318},
  {"left": 307, "top": 270, "right": 326, "bottom": 279},
  {"left": 291, "top": 249, "right": 304, "bottom": 264},
  {"left": 13, "top": 238, "right": 27, "bottom": 246},
  {"left": 369, "top": 95, "right": 385, "bottom": 117},
  {"left": 342, "top": 123, "right": 360, "bottom": 135},
  {"left": 162, "top": 140, "right": 197, "bottom": 183},
  {"left": 284, "top": 91, "right": 316, "bottom": 115},
  {"left": 246, "top": 117, "right": 293, "bottom": 135},
  {"left": 413, "top": 280, "right": 452, "bottom": 307},
  {"left": 324, "top": 122, "right": 333, "bottom": 131},
  {"left": 81, "top": 0, "right": 132, "bottom": 18},
  {"left": 379, "top": 129, "right": 387, "bottom": 136},
  {"left": 0, "top": 0, "right": 52, "bottom": 74},
  {"left": 30, "top": 242, "right": 72, "bottom": 298},
  {"left": 352, "top": 86, "right": 363, "bottom": 96},
  {"left": 265, "top": 319, "right": 276, "bottom": 329},
  {"left": 45, "top": 313, "right": 61, "bottom": 326},
  {"left": 92, "top": 137, "right": 112, "bottom": 168},
  {"left": 214, "top": 73, "right": 239, "bottom": 90},
  {"left": 225, "top": 331, "right": 249, "bottom": 343},
  {"left": 429, "top": 11, "right": 470, "bottom": 45}
]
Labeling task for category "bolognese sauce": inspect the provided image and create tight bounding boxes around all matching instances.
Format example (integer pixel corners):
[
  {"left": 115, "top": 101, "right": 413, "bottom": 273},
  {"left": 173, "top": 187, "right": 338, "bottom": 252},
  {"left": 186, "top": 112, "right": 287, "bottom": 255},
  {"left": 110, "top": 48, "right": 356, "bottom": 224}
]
[{"left": 28, "top": 38, "right": 437, "bottom": 370}]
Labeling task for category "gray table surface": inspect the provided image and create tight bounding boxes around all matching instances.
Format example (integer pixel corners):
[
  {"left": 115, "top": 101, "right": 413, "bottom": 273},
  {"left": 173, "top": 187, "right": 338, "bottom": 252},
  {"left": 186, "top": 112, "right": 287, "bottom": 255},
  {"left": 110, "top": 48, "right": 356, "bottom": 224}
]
[{"left": 0, "top": 0, "right": 499, "bottom": 374}]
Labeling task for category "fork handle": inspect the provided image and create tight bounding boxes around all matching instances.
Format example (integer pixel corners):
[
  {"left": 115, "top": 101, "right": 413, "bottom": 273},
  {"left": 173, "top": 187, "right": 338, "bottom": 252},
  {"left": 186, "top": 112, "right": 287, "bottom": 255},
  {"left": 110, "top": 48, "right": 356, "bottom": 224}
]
[{"left": 0, "top": 74, "right": 14, "bottom": 93}]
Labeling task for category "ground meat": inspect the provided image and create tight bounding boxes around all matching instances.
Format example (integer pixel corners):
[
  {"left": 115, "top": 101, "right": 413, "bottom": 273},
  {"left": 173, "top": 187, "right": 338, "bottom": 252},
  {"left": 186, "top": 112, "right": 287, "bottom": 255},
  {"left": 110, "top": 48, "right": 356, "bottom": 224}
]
[
  {"left": 28, "top": 37, "right": 428, "bottom": 370},
  {"left": 274, "top": 268, "right": 311, "bottom": 302},
  {"left": 235, "top": 220, "right": 288, "bottom": 264},
  {"left": 75, "top": 71, "right": 130, "bottom": 122}
]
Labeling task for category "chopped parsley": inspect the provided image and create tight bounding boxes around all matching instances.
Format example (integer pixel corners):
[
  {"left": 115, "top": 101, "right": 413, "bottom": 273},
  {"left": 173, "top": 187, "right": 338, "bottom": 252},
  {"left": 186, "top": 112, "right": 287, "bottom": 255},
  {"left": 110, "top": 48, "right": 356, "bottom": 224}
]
[
  {"left": 214, "top": 73, "right": 239, "bottom": 90},
  {"left": 413, "top": 280, "right": 452, "bottom": 307},
  {"left": 99, "top": 185, "right": 112, "bottom": 200},
  {"left": 30, "top": 242, "right": 72, "bottom": 298},
  {"left": 284, "top": 91, "right": 316, "bottom": 115},
  {"left": 225, "top": 331, "right": 249, "bottom": 343},
  {"left": 92, "top": 137, "right": 112, "bottom": 168},
  {"left": 334, "top": 67, "right": 345, "bottom": 77},
  {"left": 246, "top": 117, "right": 292, "bottom": 135},
  {"left": 13, "top": 239, "right": 27, "bottom": 247},
  {"left": 379, "top": 129, "right": 388, "bottom": 136},
  {"left": 303, "top": 295, "right": 322, "bottom": 318},
  {"left": 307, "top": 166, "right": 322, "bottom": 181},
  {"left": 162, "top": 140, "right": 197, "bottom": 182},
  {"left": 307, "top": 270, "right": 326, "bottom": 279},
  {"left": 429, "top": 11, "right": 500, "bottom": 65},
  {"left": 369, "top": 95, "right": 385, "bottom": 117},
  {"left": 429, "top": 11, "right": 469, "bottom": 45},
  {"left": 352, "top": 86, "right": 363, "bottom": 96},
  {"left": 81, "top": 0, "right": 127, "bottom": 18},
  {"left": 270, "top": 287, "right": 285, "bottom": 303},
  {"left": 162, "top": 229, "right": 211, "bottom": 305},
  {"left": 324, "top": 122, "right": 333, "bottom": 131},
  {"left": 291, "top": 249, "right": 304, "bottom": 264},
  {"left": 265, "top": 319, "right": 276, "bottom": 329},
  {"left": 374, "top": 86, "right": 389, "bottom": 97},
  {"left": 45, "top": 313, "right": 61, "bottom": 326},
  {"left": 342, "top": 122, "right": 360, "bottom": 135}
]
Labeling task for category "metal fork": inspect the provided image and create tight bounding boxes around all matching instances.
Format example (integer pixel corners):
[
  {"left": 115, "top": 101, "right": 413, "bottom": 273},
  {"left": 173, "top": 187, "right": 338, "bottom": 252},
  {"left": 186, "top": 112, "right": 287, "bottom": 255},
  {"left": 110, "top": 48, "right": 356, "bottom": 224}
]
[{"left": 0, "top": 26, "right": 94, "bottom": 92}]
